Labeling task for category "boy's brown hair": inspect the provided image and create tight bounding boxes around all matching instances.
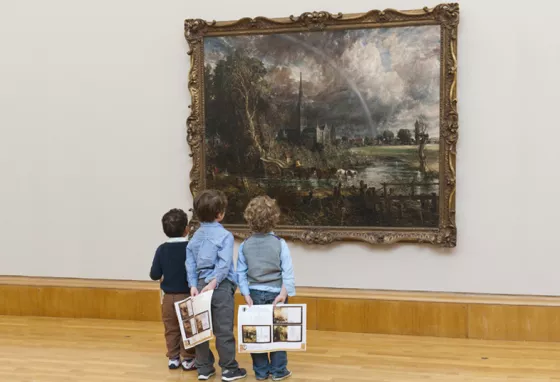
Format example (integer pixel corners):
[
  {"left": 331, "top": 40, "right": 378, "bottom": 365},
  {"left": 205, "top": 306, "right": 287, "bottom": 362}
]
[
  {"left": 244, "top": 195, "right": 280, "bottom": 233},
  {"left": 194, "top": 189, "right": 228, "bottom": 223}
]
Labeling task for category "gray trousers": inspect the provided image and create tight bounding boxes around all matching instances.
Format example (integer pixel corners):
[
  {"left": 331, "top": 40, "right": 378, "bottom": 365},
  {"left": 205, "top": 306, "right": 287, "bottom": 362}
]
[{"left": 195, "top": 279, "right": 239, "bottom": 375}]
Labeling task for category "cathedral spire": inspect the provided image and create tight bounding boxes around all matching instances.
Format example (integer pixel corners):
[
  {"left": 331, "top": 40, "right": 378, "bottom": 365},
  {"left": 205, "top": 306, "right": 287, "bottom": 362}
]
[
  {"left": 298, "top": 72, "right": 306, "bottom": 133},
  {"left": 299, "top": 72, "right": 303, "bottom": 97}
]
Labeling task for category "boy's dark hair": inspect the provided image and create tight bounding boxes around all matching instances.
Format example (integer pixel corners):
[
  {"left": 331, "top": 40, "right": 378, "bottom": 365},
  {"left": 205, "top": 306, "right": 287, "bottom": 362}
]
[
  {"left": 194, "top": 189, "right": 228, "bottom": 223},
  {"left": 161, "top": 209, "right": 188, "bottom": 238}
]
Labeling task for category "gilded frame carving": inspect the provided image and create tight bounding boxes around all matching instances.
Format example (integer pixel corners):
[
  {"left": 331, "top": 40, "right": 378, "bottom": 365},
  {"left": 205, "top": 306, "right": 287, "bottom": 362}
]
[{"left": 184, "top": 3, "right": 459, "bottom": 247}]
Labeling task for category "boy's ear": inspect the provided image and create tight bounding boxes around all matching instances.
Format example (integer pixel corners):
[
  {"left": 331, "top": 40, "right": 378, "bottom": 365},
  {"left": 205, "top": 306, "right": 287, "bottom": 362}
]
[{"left": 184, "top": 226, "right": 190, "bottom": 236}]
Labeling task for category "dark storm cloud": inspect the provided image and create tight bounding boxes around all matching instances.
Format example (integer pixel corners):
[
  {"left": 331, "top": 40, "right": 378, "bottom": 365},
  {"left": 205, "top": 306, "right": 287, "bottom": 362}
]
[{"left": 204, "top": 25, "right": 441, "bottom": 136}]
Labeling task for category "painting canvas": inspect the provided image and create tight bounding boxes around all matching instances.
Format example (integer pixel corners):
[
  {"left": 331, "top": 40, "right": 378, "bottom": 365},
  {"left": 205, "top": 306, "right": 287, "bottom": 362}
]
[{"left": 185, "top": 4, "right": 459, "bottom": 246}]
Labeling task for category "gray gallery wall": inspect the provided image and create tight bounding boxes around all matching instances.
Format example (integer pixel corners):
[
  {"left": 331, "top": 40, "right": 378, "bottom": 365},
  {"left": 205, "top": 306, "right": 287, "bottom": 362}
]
[{"left": 1, "top": 0, "right": 559, "bottom": 295}]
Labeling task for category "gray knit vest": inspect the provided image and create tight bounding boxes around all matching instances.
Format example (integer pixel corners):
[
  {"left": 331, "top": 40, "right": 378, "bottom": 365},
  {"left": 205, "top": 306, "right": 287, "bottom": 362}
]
[{"left": 242, "top": 234, "right": 283, "bottom": 288}]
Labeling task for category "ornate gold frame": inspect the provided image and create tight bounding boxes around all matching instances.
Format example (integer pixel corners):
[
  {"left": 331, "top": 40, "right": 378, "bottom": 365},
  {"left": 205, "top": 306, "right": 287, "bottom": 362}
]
[{"left": 184, "top": 4, "right": 459, "bottom": 247}]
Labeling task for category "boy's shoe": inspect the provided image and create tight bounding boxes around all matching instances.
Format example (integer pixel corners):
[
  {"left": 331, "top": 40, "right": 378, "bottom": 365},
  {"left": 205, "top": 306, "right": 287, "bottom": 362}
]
[
  {"left": 198, "top": 370, "right": 216, "bottom": 380},
  {"left": 256, "top": 374, "right": 270, "bottom": 381},
  {"left": 222, "top": 368, "right": 247, "bottom": 381},
  {"left": 272, "top": 370, "right": 292, "bottom": 381},
  {"left": 168, "top": 358, "right": 181, "bottom": 370},
  {"left": 182, "top": 358, "right": 196, "bottom": 371}
]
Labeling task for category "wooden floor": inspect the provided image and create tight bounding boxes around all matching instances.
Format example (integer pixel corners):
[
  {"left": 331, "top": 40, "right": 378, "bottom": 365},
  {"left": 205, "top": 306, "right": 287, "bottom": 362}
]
[{"left": 2, "top": 316, "right": 560, "bottom": 382}]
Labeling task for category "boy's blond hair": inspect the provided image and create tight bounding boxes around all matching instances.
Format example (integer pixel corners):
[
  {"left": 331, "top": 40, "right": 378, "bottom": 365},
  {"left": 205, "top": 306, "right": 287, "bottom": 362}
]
[{"left": 244, "top": 195, "right": 280, "bottom": 233}]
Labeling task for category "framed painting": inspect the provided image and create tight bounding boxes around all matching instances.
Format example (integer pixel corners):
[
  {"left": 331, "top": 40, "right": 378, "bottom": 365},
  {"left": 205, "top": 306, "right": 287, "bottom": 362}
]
[{"left": 185, "top": 4, "right": 459, "bottom": 247}]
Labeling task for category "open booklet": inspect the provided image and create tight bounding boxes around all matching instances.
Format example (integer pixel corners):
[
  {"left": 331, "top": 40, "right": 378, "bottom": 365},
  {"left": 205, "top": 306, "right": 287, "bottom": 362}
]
[
  {"left": 237, "top": 304, "right": 307, "bottom": 353},
  {"left": 174, "top": 290, "right": 214, "bottom": 349}
]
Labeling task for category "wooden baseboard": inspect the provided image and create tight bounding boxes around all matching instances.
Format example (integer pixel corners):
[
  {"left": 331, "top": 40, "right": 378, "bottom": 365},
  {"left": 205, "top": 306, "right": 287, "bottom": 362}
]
[
  {"left": 2, "top": 276, "right": 560, "bottom": 341},
  {"left": 0, "top": 277, "right": 161, "bottom": 321}
]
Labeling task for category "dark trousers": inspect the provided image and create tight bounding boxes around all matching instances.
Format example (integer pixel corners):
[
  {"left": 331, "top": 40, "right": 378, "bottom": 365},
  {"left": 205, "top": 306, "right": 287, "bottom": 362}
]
[
  {"left": 161, "top": 293, "right": 196, "bottom": 360},
  {"left": 249, "top": 290, "right": 289, "bottom": 379},
  {"left": 195, "top": 279, "right": 239, "bottom": 375}
]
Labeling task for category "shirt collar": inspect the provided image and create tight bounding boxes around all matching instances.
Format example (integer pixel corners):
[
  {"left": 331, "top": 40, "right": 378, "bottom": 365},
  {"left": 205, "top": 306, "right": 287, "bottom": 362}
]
[
  {"left": 201, "top": 222, "right": 221, "bottom": 227},
  {"left": 166, "top": 237, "right": 187, "bottom": 243}
]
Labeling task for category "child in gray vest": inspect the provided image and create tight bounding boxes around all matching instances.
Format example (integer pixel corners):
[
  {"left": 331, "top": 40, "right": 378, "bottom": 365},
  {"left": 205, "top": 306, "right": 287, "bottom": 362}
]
[{"left": 236, "top": 196, "right": 296, "bottom": 381}]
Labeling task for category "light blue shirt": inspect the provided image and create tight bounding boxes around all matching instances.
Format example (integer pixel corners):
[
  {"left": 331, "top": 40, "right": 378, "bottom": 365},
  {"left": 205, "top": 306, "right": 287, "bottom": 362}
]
[
  {"left": 236, "top": 233, "right": 296, "bottom": 297},
  {"left": 186, "top": 222, "right": 236, "bottom": 288}
]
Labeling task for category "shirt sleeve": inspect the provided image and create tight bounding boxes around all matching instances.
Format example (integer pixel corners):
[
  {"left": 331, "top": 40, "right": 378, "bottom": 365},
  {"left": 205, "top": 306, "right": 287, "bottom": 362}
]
[
  {"left": 280, "top": 239, "right": 296, "bottom": 296},
  {"left": 236, "top": 241, "right": 250, "bottom": 296},
  {"left": 213, "top": 232, "right": 234, "bottom": 286},
  {"left": 149, "top": 247, "right": 162, "bottom": 281},
  {"left": 186, "top": 242, "right": 198, "bottom": 288}
]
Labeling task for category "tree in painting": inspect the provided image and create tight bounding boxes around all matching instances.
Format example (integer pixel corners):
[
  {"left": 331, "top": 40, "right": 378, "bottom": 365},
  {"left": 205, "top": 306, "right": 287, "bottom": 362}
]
[{"left": 203, "top": 26, "right": 441, "bottom": 227}]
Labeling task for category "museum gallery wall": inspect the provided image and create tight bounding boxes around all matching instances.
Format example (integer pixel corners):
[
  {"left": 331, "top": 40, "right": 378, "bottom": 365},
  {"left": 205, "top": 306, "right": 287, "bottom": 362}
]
[{"left": 185, "top": 4, "right": 459, "bottom": 247}]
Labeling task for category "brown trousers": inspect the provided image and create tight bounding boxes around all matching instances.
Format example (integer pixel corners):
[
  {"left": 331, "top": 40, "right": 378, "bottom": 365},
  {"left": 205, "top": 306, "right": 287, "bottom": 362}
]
[{"left": 162, "top": 293, "right": 196, "bottom": 360}]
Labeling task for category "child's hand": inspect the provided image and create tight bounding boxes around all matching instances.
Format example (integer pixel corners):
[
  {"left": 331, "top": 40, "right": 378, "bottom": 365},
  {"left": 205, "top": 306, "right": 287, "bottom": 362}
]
[
  {"left": 201, "top": 279, "right": 217, "bottom": 293},
  {"left": 190, "top": 287, "right": 199, "bottom": 297},
  {"left": 273, "top": 291, "right": 288, "bottom": 306},
  {"left": 244, "top": 295, "right": 253, "bottom": 307}
]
